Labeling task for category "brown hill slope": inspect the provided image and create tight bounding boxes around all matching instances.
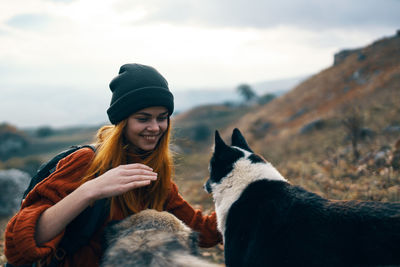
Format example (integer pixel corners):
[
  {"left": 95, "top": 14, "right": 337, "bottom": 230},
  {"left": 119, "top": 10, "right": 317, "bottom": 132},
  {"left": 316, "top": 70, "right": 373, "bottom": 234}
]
[
  {"left": 172, "top": 104, "right": 253, "bottom": 152},
  {"left": 230, "top": 31, "right": 400, "bottom": 148}
]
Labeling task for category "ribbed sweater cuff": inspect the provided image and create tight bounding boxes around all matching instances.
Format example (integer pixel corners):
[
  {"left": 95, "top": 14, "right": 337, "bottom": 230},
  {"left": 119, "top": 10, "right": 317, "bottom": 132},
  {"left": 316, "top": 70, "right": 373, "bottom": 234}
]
[{"left": 5, "top": 204, "right": 64, "bottom": 265}]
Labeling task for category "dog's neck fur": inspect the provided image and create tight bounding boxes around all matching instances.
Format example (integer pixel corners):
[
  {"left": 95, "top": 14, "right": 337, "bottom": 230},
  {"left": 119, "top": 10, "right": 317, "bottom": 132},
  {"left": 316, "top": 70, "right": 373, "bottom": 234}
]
[{"left": 212, "top": 148, "right": 287, "bottom": 237}]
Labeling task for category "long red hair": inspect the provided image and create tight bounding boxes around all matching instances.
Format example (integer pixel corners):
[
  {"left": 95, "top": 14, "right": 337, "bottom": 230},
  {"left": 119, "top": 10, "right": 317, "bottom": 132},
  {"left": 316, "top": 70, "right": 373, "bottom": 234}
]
[{"left": 81, "top": 119, "right": 174, "bottom": 217}]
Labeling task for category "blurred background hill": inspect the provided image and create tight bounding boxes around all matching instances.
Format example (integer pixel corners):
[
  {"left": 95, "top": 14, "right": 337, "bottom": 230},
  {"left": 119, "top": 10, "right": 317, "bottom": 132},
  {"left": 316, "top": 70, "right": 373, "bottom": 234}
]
[
  {"left": 1, "top": 31, "right": 400, "bottom": 265},
  {"left": 232, "top": 30, "right": 400, "bottom": 146}
]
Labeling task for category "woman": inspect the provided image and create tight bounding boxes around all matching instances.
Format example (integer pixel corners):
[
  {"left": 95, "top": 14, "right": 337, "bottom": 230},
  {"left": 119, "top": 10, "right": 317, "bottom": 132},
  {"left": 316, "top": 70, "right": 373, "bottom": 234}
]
[{"left": 5, "top": 64, "right": 222, "bottom": 266}]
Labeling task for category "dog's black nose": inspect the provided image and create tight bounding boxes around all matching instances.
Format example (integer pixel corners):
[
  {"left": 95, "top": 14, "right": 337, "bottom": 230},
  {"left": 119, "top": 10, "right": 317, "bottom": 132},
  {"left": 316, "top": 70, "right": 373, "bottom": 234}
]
[{"left": 204, "top": 180, "right": 212, "bottom": 193}]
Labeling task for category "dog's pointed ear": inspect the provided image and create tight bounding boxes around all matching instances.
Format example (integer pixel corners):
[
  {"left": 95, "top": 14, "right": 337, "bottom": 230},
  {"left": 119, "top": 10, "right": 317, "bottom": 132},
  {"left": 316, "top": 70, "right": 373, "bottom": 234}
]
[
  {"left": 231, "top": 128, "right": 253, "bottom": 153},
  {"left": 214, "top": 130, "right": 230, "bottom": 154}
]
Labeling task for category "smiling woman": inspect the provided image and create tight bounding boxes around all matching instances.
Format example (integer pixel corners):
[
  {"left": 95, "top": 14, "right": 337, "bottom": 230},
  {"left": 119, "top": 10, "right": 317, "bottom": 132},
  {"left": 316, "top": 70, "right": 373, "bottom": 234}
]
[
  {"left": 125, "top": 107, "right": 169, "bottom": 152},
  {"left": 4, "top": 63, "right": 222, "bottom": 267}
]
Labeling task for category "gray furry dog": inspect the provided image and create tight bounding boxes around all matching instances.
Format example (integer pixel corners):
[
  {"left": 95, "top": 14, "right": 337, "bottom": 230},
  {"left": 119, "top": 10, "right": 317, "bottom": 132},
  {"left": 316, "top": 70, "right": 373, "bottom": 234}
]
[{"left": 101, "top": 209, "right": 219, "bottom": 267}]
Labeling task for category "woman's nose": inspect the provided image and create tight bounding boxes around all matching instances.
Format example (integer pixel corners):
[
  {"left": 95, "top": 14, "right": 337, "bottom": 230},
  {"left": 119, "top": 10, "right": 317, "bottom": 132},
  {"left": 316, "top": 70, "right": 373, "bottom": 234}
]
[{"left": 147, "top": 119, "right": 160, "bottom": 131}]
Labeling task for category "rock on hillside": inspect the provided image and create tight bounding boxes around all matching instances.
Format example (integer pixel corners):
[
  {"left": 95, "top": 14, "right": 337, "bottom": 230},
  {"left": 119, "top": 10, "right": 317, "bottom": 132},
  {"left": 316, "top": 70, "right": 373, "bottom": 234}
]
[
  {"left": 230, "top": 31, "right": 400, "bottom": 146},
  {"left": 0, "top": 169, "right": 30, "bottom": 217}
]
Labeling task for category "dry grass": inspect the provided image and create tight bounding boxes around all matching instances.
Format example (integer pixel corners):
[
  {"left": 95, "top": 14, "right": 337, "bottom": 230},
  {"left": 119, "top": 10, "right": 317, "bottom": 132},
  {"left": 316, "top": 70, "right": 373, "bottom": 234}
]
[{"left": 279, "top": 159, "right": 400, "bottom": 202}]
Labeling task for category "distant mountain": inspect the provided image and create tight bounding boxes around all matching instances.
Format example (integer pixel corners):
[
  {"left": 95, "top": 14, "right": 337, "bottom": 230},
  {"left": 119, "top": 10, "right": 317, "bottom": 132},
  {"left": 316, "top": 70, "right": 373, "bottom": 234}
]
[
  {"left": 228, "top": 31, "right": 400, "bottom": 147},
  {"left": 173, "top": 76, "right": 305, "bottom": 114},
  {"left": 251, "top": 76, "right": 308, "bottom": 95}
]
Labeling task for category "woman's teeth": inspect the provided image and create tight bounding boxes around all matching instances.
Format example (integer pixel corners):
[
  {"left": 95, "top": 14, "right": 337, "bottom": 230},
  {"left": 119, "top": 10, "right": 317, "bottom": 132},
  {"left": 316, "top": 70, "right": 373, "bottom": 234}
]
[{"left": 143, "top": 135, "right": 157, "bottom": 141}]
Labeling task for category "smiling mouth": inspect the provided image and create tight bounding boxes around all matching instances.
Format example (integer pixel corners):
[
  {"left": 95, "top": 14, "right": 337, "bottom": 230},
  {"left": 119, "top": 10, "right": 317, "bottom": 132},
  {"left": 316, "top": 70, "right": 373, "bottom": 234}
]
[{"left": 142, "top": 135, "right": 159, "bottom": 141}]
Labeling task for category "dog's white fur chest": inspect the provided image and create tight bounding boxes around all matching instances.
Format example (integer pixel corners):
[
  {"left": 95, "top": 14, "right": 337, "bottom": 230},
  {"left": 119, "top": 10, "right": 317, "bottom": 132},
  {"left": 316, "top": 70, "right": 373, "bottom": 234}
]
[{"left": 211, "top": 150, "right": 286, "bottom": 237}]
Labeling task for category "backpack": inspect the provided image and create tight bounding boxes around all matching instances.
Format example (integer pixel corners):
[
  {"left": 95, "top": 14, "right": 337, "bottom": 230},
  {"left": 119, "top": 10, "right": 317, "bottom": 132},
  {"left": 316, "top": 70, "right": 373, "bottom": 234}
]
[{"left": 6, "top": 145, "right": 110, "bottom": 267}]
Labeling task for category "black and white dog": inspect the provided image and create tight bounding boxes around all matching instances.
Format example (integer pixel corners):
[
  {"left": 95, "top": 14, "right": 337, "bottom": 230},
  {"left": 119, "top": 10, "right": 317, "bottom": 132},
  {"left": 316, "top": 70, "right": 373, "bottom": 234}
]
[{"left": 204, "top": 128, "right": 400, "bottom": 267}]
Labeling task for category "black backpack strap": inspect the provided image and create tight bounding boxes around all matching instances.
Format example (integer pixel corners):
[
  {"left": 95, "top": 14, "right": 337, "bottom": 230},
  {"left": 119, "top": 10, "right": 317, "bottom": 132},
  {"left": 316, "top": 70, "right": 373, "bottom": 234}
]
[{"left": 22, "top": 145, "right": 96, "bottom": 201}]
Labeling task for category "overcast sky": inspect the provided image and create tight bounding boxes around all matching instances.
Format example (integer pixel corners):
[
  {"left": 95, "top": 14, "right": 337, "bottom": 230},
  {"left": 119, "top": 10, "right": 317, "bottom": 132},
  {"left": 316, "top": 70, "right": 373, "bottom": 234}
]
[{"left": 0, "top": 0, "right": 399, "bottom": 127}]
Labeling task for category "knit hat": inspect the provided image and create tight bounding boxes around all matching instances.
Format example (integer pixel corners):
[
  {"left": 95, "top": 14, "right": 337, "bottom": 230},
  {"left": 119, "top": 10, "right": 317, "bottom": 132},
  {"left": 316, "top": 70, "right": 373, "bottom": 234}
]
[{"left": 107, "top": 63, "right": 174, "bottom": 124}]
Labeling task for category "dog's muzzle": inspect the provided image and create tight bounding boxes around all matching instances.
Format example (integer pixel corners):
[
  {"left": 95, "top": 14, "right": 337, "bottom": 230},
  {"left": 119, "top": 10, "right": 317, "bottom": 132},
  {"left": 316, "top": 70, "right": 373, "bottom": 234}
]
[{"left": 204, "top": 180, "right": 212, "bottom": 194}]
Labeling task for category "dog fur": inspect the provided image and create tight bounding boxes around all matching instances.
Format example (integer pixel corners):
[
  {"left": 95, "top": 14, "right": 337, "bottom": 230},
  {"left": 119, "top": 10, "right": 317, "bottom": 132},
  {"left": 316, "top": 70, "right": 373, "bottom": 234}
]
[
  {"left": 205, "top": 128, "right": 400, "bottom": 267},
  {"left": 101, "top": 209, "right": 218, "bottom": 267}
]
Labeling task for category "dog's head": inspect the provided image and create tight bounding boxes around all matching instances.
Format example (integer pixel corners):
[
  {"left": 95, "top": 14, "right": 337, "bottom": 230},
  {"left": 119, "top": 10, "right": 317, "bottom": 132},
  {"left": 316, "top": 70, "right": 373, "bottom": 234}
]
[{"left": 205, "top": 128, "right": 278, "bottom": 194}]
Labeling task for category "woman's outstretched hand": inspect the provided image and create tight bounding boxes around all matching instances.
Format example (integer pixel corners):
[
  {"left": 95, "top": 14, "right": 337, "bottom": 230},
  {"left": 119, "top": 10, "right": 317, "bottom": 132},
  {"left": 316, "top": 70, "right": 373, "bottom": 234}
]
[{"left": 86, "top": 163, "right": 158, "bottom": 200}]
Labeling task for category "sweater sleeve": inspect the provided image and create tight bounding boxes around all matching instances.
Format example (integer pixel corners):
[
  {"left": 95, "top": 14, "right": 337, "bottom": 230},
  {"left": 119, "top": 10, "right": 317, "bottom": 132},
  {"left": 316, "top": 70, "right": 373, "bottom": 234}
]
[
  {"left": 165, "top": 182, "right": 222, "bottom": 247},
  {"left": 4, "top": 147, "right": 95, "bottom": 266}
]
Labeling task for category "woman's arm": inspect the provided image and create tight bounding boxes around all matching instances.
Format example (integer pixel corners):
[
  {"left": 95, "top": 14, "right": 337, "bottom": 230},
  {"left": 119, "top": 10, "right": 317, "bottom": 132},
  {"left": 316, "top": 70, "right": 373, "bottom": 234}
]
[{"left": 35, "top": 163, "right": 158, "bottom": 245}]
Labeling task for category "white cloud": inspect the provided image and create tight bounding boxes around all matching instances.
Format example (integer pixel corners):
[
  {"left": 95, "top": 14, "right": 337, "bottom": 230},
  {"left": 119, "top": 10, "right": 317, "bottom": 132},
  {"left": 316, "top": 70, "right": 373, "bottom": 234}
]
[
  {"left": 1, "top": 0, "right": 397, "bottom": 89},
  {"left": 113, "top": 0, "right": 400, "bottom": 30}
]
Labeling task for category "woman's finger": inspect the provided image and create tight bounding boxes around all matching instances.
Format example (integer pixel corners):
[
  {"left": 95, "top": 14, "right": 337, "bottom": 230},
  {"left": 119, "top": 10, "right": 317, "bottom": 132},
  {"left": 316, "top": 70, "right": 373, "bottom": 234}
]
[
  {"left": 122, "top": 163, "right": 153, "bottom": 171},
  {"left": 122, "top": 174, "right": 158, "bottom": 182},
  {"left": 126, "top": 180, "right": 152, "bottom": 190},
  {"left": 120, "top": 168, "right": 158, "bottom": 177}
]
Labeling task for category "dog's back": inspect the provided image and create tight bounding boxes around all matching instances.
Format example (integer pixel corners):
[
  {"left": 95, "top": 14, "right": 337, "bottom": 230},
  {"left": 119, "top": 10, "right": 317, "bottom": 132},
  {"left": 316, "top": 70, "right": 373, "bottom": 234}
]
[
  {"left": 101, "top": 209, "right": 218, "bottom": 267},
  {"left": 225, "top": 179, "right": 400, "bottom": 267}
]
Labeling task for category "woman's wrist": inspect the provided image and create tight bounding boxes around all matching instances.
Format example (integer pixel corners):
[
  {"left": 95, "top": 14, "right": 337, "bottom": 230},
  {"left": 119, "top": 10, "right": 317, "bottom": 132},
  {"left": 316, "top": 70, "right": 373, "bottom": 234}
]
[{"left": 77, "top": 179, "right": 100, "bottom": 203}]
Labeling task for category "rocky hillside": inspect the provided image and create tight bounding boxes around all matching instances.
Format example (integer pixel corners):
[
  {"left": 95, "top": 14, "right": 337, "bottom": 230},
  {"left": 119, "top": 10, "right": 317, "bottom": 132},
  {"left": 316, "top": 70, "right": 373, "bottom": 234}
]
[{"left": 228, "top": 31, "right": 400, "bottom": 149}]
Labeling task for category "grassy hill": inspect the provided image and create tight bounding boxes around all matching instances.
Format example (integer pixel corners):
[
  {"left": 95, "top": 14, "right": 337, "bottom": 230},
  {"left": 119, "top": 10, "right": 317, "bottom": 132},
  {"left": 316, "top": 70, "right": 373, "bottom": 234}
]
[{"left": 172, "top": 103, "right": 254, "bottom": 152}]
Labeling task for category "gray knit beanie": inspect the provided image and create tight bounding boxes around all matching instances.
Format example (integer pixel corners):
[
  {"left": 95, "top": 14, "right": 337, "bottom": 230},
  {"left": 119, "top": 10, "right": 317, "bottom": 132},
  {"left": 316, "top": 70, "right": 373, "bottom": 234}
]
[{"left": 107, "top": 63, "right": 174, "bottom": 125}]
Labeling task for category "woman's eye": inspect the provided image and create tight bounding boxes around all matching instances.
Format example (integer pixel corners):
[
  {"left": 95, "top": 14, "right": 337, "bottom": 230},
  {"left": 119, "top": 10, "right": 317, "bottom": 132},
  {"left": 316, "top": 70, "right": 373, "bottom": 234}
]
[
  {"left": 136, "top": 118, "right": 148, "bottom": 122},
  {"left": 157, "top": 116, "right": 168, "bottom": 122}
]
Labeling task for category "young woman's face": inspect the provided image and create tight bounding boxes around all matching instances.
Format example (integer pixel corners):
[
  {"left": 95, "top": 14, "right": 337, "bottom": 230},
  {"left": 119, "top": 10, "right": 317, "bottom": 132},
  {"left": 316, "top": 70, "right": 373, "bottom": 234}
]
[{"left": 125, "top": 106, "right": 169, "bottom": 152}]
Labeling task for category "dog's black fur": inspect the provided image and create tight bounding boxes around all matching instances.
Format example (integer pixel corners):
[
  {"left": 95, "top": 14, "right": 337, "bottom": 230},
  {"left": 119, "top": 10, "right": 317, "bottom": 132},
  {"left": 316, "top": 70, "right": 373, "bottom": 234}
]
[{"left": 205, "top": 128, "right": 400, "bottom": 267}]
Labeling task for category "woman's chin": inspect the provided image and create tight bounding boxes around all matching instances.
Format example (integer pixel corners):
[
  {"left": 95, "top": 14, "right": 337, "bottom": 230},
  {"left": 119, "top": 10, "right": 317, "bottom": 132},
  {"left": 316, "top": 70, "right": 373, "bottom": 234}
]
[{"left": 138, "top": 142, "right": 158, "bottom": 152}]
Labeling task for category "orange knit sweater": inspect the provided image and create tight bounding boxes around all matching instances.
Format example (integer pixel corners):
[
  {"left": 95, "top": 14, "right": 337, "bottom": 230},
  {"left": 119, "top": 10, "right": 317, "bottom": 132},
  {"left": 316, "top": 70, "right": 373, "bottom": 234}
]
[{"left": 4, "top": 148, "right": 222, "bottom": 266}]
